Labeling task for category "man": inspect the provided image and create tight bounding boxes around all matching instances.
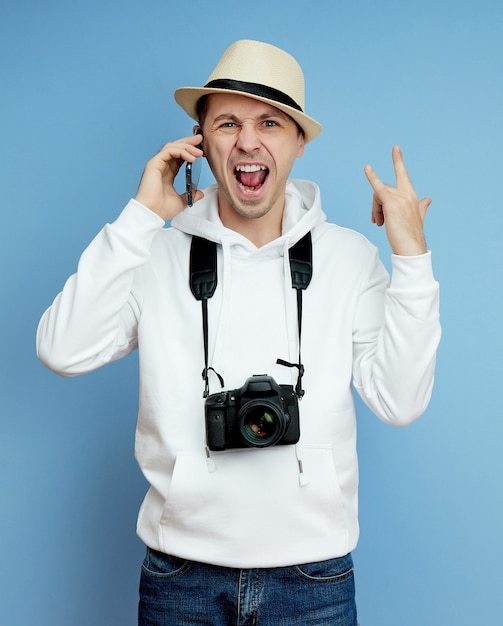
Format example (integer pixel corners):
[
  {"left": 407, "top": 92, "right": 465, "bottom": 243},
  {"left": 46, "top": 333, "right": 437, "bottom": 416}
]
[{"left": 37, "top": 40, "right": 441, "bottom": 625}]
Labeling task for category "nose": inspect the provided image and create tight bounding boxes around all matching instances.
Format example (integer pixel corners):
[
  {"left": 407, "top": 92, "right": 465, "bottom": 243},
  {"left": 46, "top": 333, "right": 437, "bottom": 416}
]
[{"left": 235, "top": 123, "right": 261, "bottom": 153}]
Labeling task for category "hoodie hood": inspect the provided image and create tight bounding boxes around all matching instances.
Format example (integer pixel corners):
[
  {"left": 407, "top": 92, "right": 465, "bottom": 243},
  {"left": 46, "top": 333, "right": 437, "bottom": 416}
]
[{"left": 171, "top": 179, "right": 326, "bottom": 255}]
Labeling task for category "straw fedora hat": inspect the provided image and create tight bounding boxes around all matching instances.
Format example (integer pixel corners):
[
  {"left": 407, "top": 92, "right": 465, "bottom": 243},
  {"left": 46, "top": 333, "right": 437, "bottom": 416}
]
[{"left": 174, "top": 40, "right": 323, "bottom": 143}]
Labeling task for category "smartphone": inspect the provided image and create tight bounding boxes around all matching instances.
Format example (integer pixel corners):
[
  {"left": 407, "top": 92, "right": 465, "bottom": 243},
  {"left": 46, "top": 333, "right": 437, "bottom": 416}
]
[
  {"left": 185, "top": 157, "right": 202, "bottom": 207},
  {"left": 186, "top": 129, "right": 203, "bottom": 207}
]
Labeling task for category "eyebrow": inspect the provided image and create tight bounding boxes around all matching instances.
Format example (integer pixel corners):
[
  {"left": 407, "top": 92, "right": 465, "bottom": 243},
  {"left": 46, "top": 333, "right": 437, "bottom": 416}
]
[{"left": 211, "top": 110, "right": 290, "bottom": 124}]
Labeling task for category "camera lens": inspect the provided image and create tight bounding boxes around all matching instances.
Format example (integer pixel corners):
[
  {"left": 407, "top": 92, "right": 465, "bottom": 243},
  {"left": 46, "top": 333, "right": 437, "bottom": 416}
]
[{"left": 238, "top": 400, "right": 286, "bottom": 448}]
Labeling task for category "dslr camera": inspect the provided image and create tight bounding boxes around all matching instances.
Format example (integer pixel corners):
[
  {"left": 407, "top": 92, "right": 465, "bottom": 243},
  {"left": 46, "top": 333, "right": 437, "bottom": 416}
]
[{"left": 205, "top": 374, "right": 300, "bottom": 451}]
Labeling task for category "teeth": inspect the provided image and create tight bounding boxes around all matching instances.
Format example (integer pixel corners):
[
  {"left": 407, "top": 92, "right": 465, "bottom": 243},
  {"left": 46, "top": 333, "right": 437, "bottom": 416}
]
[{"left": 235, "top": 164, "right": 267, "bottom": 173}]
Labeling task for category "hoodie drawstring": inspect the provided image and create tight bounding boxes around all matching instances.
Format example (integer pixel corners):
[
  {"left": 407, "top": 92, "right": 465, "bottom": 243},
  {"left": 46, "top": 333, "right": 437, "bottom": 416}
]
[{"left": 295, "top": 444, "right": 310, "bottom": 487}]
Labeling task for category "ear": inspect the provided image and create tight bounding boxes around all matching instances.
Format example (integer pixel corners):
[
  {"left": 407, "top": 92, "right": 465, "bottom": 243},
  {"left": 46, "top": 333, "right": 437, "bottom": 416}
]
[
  {"left": 296, "top": 132, "right": 305, "bottom": 158},
  {"left": 193, "top": 125, "right": 204, "bottom": 155}
]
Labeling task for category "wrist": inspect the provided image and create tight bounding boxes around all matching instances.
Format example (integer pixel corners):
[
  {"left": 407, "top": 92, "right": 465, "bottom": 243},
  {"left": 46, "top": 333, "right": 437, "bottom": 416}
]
[
  {"left": 390, "top": 234, "right": 427, "bottom": 256},
  {"left": 392, "top": 243, "right": 427, "bottom": 256}
]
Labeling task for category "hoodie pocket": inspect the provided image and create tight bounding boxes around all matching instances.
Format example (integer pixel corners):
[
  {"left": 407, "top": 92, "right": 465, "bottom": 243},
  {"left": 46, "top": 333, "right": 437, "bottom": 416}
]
[{"left": 157, "top": 445, "right": 351, "bottom": 566}]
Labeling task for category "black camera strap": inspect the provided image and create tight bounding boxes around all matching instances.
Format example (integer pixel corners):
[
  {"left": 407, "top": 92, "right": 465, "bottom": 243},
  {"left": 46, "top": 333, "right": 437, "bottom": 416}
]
[
  {"left": 190, "top": 232, "right": 312, "bottom": 398},
  {"left": 277, "top": 231, "right": 312, "bottom": 398},
  {"left": 189, "top": 236, "right": 224, "bottom": 397}
]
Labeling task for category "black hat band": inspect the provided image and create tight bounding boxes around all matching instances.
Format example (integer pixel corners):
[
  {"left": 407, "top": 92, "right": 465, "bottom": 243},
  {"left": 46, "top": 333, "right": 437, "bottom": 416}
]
[{"left": 204, "top": 79, "right": 303, "bottom": 113}]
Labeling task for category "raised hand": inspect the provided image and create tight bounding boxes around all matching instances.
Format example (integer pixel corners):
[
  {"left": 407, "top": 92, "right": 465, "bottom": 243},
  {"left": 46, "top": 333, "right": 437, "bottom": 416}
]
[
  {"left": 364, "top": 146, "right": 431, "bottom": 256},
  {"left": 135, "top": 134, "right": 204, "bottom": 221}
]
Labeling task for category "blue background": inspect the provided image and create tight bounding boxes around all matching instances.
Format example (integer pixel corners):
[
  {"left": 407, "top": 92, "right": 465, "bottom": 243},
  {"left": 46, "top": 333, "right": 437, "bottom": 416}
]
[{"left": 1, "top": 0, "right": 501, "bottom": 624}]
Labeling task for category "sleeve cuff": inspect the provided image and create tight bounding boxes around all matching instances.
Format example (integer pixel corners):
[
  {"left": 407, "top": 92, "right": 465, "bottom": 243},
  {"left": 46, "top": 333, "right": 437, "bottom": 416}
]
[
  {"left": 390, "top": 251, "right": 437, "bottom": 290},
  {"left": 120, "top": 198, "right": 166, "bottom": 228}
]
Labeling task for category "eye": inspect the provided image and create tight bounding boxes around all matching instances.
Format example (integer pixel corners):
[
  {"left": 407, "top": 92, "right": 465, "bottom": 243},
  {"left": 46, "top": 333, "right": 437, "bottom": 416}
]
[
  {"left": 217, "top": 121, "right": 238, "bottom": 130},
  {"left": 217, "top": 121, "right": 239, "bottom": 134},
  {"left": 263, "top": 120, "right": 278, "bottom": 128}
]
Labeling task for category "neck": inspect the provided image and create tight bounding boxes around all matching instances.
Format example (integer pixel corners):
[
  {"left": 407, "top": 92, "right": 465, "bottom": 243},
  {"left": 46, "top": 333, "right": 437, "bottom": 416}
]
[{"left": 222, "top": 214, "right": 282, "bottom": 247}]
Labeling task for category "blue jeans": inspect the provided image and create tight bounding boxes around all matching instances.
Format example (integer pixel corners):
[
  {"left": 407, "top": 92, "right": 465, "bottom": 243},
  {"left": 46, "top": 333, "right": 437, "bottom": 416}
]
[{"left": 138, "top": 548, "right": 358, "bottom": 625}]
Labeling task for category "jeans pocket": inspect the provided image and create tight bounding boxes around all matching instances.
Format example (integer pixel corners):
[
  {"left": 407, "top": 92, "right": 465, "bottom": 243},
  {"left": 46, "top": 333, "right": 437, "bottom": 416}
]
[
  {"left": 292, "top": 553, "right": 354, "bottom": 584},
  {"left": 141, "top": 548, "right": 191, "bottom": 579}
]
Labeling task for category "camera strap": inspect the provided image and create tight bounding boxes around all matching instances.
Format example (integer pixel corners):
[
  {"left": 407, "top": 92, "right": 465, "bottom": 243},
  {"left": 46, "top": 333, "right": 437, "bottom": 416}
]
[
  {"left": 189, "top": 236, "right": 224, "bottom": 397},
  {"left": 276, "top": 231, "right": 312, "bottom": 398},
  {"left": 189, "top": 232, "right": 312, "bottom": 398}
]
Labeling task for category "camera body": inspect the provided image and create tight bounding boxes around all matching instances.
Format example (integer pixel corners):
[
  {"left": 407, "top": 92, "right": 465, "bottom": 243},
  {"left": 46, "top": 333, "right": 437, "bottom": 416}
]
[{"left": 205, "top": 374, "right": 300, "bottom": 451}]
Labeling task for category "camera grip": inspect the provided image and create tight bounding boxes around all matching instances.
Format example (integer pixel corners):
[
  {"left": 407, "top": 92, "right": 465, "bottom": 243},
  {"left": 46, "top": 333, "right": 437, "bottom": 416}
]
[{"left": 206, "top": 409, "right": 227, "bottom": 451}]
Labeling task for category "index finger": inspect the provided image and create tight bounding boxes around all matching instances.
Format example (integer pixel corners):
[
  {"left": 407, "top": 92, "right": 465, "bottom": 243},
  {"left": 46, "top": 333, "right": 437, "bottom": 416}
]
[
  {"left": 156, "top": 138, "right": 203, "bottom": 164},
  {"left": 363, "top": 163, "right": 387, "bottom": 196}
]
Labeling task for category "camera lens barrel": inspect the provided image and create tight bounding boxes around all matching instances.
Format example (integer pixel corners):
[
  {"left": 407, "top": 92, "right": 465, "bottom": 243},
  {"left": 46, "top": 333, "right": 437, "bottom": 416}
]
[{"left": 238, "top": 399, "right": 288, "bottom": 448}]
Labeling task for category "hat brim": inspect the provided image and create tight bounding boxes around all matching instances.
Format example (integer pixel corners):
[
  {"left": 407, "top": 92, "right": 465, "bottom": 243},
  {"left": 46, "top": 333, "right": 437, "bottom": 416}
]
[{"left": 174, "top": 86, "right": 323, "bottom": 144}]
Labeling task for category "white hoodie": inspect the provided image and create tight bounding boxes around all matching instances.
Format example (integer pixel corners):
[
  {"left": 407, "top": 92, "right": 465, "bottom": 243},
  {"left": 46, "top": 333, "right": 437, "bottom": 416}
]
[{"left": 37, "top": 180, "right": 440, "bottom": 568}]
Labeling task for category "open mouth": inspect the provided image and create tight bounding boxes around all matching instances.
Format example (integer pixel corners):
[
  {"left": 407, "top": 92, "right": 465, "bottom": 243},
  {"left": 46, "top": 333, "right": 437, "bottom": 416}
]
[{"left": 234, "top": 164, "right": 269, "bottom": 192}]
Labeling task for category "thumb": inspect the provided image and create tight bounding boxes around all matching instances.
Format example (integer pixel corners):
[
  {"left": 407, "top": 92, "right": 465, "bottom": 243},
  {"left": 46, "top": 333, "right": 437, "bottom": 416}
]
[{"left": 419, "top": 197, "right": 432, "bottom": 220}]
